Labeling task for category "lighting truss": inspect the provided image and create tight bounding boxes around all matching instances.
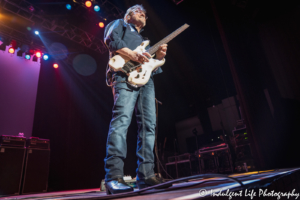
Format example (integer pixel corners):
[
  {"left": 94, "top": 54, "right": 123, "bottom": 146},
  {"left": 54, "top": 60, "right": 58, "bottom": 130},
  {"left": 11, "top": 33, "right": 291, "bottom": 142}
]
[
  {"left": 0, "top": 0, "right": 124, "bottom": 54},
  {"left": 0, "top": 23, "right": 45, "bottom": 52}
]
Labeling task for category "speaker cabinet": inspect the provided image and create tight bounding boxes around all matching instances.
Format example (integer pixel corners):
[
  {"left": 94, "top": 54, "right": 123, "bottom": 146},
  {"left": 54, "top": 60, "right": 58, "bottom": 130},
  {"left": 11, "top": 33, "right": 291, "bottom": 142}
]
[
  {"left": 21, "top": 148, "right": 50, "bottom": 194},
  {"left": 0, "top": 146, "right": 26, "bottom": 196}
]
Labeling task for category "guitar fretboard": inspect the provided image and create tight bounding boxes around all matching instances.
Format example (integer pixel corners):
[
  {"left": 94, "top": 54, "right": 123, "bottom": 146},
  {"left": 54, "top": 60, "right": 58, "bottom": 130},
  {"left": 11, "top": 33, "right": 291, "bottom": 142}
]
[{"left": 147, "top": 24, "right": 189, "bottom": 55}]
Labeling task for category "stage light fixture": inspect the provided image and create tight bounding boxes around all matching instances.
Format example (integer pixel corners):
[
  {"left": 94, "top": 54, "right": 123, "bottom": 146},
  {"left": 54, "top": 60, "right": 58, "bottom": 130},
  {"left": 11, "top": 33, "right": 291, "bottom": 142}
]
[
  {"left": 17, "top": 50, "right": 24, "bottom": 57},
  {"left": 25, "top": 54, "right": 31, "bottom": 60},
  {"left": 66, "top": 4, "right": 72, "bottom": 10},
  {"left": 21, "top": 44, "right": 29, "bottom": 52},
  {"left": 10, "top": 40, "right": 17, "bottom": 49},
  {"left": 43, "top": 54, "right": 49, "bottom": 60},
  {"left": 53, "top": 63, "right": 59, "bottom": 68},
  {"left": 32, "top": 51, "right": 41, "bottom": 62},
  {"left": 29, "top": 49, "right": 35, "bottom": 55},
  {"left": 35, "top": 51, "right": 42, "bottom": 58},
  {"left": 8, "top": 47, "right": 15, "bottom": 54},
  {"left": 0, "top": 37, "right": 9, "bottom": 51},
  {"left": 32, "top": 55, "right": 38, "bottom": 62},
  {"left": 85, "top": 1, "right": 92, "bottom": 8},
  {"left": 94, "top": 5, "right": 100, "bottom": 12},
  {"left": 99, "top": 22, "right": 104, "bottom": 28},
  {"left": 35, "top": 31, "right": 39, "bottom": 35},
  {"left": 0, "top": 43, "right": 6, "bottom": 51}
]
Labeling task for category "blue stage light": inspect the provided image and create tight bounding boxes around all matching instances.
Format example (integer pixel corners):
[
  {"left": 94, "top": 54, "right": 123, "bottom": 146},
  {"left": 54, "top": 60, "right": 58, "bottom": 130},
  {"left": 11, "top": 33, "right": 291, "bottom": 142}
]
[
  {"left": 35, "top": 31, "right": 39, "bottom": 35},
  {"left": 25, "top": 54, "right": 31, "bottom": 60},
  {"left": 94, "top": 5, "right": 100, "bottom": 12},
  {"left": 66, "top": 4, "right": 71, "bottom": 10},
  {"left": 43, "top": 54, "right": 49, "bottom": 60}
]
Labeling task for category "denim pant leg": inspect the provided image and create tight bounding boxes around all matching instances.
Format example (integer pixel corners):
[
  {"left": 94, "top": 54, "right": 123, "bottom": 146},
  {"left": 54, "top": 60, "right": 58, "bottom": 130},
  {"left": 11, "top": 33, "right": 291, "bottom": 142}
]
[
  {"left": 135, "top": 78, "right": 156, "bottom": 181},
  {"left": 104, "top": 85, "right": 139, "bottom": 182}
]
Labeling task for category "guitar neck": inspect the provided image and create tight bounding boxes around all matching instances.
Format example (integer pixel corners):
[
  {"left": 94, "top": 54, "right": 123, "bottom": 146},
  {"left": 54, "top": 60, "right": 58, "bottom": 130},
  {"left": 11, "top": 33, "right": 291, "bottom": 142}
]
[{"left": 148, "top": 23, "right": 189, "bottom": 55}]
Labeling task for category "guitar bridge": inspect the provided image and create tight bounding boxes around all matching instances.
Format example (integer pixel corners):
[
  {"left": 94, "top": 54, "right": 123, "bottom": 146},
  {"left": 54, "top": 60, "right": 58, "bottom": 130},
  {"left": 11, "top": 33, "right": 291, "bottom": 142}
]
[{"left": 122, "top": 61, "right": 140, "bottom": 73}]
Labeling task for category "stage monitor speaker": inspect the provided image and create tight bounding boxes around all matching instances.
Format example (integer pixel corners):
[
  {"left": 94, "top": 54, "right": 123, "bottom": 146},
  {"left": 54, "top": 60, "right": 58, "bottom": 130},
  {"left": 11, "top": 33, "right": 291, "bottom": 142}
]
[
  {"left": 0, "top": 146, "right": 26, "bottom": 196},
  {"left": 21, "top": 148, "right": 50, "bottom": 194}
]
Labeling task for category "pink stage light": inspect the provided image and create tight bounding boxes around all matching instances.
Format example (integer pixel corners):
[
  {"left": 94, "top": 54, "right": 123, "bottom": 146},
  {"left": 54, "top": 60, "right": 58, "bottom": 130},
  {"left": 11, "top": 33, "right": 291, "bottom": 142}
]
[{"left": 53, "top": 63, "right": 59, "bottom": 68}]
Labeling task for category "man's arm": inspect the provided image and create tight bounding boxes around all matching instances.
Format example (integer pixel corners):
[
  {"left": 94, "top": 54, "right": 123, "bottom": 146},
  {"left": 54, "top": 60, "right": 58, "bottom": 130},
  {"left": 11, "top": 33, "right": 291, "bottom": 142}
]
[{"left": 104, "top": 19, "right": 128, "bottom": 53}]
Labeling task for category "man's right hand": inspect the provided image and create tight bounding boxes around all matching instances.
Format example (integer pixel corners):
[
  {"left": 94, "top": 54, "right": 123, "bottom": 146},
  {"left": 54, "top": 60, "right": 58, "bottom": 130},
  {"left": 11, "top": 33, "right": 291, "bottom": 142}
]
[
  {"left": 129, "top": 51, "right": 151, "bottom": 64},
  {"left": 116, "top": 48, "right": 151, "bottom": 64}
]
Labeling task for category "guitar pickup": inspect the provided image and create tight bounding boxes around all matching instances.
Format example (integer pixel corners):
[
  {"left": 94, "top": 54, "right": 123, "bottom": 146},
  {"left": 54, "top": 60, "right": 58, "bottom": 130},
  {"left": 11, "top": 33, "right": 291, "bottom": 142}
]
[{"left": 135, "top": 74, "right": 140, "bottom": 79}]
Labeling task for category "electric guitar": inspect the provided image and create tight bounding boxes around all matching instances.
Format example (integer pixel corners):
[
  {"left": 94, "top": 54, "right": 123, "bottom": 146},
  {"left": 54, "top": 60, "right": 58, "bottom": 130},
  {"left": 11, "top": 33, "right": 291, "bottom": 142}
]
[{"left": 109, "top": 24, "right": 189, "bottom": 87}]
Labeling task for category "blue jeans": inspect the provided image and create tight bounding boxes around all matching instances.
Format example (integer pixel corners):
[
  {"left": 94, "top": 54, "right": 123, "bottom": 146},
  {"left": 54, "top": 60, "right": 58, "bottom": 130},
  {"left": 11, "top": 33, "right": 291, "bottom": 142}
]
[{"left": 104, "top": 73, "right": 156, "bottom": 182}]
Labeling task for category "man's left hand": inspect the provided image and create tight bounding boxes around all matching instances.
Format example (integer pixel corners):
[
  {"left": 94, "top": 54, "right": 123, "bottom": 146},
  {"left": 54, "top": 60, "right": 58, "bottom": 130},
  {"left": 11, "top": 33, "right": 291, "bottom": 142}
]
[{"left": 155, "top": 44, "right": 167, "bottom": 60}]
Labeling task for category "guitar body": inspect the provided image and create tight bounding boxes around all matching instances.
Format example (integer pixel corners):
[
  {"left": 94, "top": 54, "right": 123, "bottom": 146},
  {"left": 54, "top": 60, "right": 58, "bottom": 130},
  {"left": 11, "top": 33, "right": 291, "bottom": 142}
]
[
  {"left": 108, "top": 24, "right": 190, "bottom": 87},
  {"left": 109, "top": 40, "right": 165, "bottom": 87}
]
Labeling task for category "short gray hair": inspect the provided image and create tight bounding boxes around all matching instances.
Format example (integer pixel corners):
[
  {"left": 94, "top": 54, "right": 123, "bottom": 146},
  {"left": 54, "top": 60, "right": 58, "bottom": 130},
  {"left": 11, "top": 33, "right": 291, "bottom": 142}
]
[{"left": 124, "top": 4, "right": 146, "bottom": 23}]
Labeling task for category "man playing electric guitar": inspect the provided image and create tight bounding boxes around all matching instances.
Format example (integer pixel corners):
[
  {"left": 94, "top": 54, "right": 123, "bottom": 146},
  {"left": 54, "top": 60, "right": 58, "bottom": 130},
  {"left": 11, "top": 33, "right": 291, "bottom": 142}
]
[{"left": 103, "top": 4, "right": 170, "bottom": 195}]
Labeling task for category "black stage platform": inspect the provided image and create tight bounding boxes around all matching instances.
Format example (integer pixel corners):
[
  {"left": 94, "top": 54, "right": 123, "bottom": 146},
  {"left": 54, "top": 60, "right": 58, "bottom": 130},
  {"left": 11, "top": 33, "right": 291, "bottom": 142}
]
[{"left": 1, "top": 167, "right": 300, "bottom": 200}]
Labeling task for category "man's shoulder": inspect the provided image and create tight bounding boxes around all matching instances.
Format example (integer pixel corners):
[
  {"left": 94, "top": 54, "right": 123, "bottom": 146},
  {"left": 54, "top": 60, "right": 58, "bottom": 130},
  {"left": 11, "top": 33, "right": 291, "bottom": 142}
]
[
  {"left": 106, "top": 19, "right": 125, "bottom": 29},
  {"left": 104, "top": 19, "right": 126, "bottom": 36}
]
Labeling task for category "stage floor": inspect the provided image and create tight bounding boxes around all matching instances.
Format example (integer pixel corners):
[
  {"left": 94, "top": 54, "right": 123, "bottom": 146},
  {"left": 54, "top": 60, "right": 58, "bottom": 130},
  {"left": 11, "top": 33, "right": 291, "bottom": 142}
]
[{"left": 1, "top": 167, "right": 300, "bottom": 200}]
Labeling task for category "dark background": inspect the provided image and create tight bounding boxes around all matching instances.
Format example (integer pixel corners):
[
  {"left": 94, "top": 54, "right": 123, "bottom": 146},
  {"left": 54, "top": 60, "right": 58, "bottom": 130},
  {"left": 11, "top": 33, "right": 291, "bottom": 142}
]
[{"left": 2, "top": 0, "right": 299, "bottom": 191}]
